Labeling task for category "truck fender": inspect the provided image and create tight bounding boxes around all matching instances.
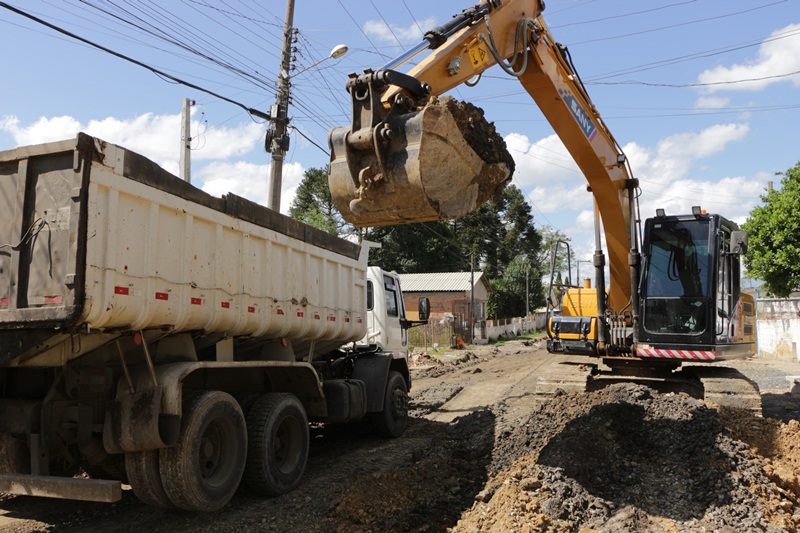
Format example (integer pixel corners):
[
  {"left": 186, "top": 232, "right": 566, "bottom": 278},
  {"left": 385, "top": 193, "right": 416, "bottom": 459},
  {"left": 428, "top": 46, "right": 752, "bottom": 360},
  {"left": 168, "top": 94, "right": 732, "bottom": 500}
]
[
  {"left": 103, "top": 361, "right": 326, "bottom": 454},
  {"left": 351, "top": 353, "right": 408, "bottom": 413}
]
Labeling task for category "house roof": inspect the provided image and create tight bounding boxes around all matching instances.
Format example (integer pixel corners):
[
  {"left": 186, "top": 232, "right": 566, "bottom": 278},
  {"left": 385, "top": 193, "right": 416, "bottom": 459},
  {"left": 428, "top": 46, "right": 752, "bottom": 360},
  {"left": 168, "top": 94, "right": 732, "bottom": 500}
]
[{"left": 398, "top": 271, "right": 489, "bottom": 293}]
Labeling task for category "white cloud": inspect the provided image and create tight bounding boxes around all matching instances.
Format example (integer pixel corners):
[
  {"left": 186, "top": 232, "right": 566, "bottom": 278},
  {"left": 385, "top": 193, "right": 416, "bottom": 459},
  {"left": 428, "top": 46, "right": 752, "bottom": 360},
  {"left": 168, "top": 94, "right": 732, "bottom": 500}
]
[
  {"left": 0, "top": 115, "right": 82, "bottom": 146},
  {"left": 694, "top": 96, "right": 730, "bottom": 109},
  {"left": 363, "top": 17, "right": 437, "bottom": 44},
  {"left": 0, "top": 112, "right": 263, "bottom": 173},
  {"left": 636, "top": 124, "right": 749, "bottom": 184},
  {"left": 505, "top": 132, "right": 587, "bottom": 214},
  {"left": 198, "top": 160, "right": 306, "bottom": 215},
  {"left": 1, "top": 112, "right": 306, "bottom": 214},
  {"left": 506, "top": 122, "right": 761, "bottom": 252},
  {"left": 623, "top": 123, "right": 760, "bottom": 224},
  {"left": 697, "top": 23, "right": 800, "bottom": 92}
]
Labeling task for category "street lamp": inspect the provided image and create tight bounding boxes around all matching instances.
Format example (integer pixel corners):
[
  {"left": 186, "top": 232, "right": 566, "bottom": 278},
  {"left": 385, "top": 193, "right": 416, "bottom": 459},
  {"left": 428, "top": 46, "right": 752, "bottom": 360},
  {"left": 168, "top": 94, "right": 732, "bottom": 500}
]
[
  {"left": 292, "top": 44, "right": 349, "bottom": 77},
  {"left": 266, "top": 43, "right": 349, "bottom": 212}
]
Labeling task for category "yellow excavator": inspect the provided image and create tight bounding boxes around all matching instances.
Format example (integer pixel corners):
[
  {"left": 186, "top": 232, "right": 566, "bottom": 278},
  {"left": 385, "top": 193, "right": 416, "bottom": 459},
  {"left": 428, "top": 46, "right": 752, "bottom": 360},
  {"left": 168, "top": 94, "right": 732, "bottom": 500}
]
[{"left": 328, "top": 0, "right": 759, "bottom": 411}]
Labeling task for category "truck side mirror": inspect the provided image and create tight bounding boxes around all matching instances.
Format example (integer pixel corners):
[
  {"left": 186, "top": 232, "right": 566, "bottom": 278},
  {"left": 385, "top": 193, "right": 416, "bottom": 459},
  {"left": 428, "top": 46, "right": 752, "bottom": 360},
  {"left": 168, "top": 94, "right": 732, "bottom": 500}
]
[
  {"left": 731, "top": 231, "right": 748, "bottom": 255},
  {"left": 418, "top": 297, "right": 430, "bottom": 321}
]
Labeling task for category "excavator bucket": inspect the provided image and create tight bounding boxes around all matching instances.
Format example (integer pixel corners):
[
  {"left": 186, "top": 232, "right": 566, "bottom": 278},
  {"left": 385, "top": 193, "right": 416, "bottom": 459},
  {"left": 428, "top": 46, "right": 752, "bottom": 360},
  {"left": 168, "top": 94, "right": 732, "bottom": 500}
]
[{"left": 329, "top": 93, "right": 514, "bottom": 227}]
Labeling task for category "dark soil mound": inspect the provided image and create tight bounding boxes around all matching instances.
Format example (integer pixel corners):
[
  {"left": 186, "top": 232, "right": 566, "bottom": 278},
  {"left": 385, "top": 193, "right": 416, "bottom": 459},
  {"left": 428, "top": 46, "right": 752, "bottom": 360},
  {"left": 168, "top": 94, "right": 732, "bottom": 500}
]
[{"left": 457, "top": 383, "right": 799, "bottom": 532}]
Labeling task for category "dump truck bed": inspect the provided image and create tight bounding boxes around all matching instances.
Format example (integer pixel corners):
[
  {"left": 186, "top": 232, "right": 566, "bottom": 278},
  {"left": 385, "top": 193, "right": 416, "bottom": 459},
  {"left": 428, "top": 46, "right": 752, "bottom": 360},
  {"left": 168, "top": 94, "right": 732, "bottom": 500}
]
[{"left": 0, "top": 134, "right": 368, "bottom": 366}]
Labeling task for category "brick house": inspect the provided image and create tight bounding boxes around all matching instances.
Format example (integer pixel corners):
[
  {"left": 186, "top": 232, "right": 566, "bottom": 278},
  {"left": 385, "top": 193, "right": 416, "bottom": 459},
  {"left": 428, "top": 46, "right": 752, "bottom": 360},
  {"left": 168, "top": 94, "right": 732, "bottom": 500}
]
[{"left": 398, "top": 271, "right": 490, "bottom": 321}]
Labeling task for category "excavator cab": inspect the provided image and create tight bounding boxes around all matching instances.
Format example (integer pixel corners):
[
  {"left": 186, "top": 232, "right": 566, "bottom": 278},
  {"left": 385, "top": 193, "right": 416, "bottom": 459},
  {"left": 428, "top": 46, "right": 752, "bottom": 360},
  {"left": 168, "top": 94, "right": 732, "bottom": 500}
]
[
  {"left": 546, "top": 208, "right": 756, "bottom": 362},
  {"left": 637, "top": 209, "right": 756, "bottom": 361}
]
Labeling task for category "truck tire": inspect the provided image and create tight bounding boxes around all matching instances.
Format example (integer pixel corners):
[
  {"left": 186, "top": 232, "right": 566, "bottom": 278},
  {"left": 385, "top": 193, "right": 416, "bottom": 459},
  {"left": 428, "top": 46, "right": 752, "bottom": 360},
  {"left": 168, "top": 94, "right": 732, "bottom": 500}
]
[
  {"left": 159, "top": 390, "right": 247, "bottom": 511},
  {"left": 125, "top": 450, "right": 173, "bottom": 508},
  {"left": 371, "top": 371, "right": 408, "bottom": 438},
  {"left": 235, "top": 391, "right": 263, "bottom": 418},
  {"left": 244, "top": 393, "right": 309, "bottom": 496}
]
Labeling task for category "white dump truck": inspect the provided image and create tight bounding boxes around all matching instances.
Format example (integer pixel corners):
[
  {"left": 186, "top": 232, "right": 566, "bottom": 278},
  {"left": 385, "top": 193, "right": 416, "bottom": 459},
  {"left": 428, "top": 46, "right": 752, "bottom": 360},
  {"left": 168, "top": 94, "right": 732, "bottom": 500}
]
[{"left": 0, "top": 134, "right": 429, "bottom": 511}]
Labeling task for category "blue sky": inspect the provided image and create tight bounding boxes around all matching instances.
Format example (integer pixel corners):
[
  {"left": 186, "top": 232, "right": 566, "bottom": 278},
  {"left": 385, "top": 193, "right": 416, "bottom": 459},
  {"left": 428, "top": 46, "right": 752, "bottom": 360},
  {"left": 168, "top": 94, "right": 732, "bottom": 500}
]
[{"left": 1, "top": 0, "right": 799, "bottom": 263}]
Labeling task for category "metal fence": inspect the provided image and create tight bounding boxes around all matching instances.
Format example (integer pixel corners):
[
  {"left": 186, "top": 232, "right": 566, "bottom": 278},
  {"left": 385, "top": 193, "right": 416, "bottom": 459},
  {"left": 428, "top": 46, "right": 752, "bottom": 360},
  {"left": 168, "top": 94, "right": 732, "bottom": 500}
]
[{"left": 408, "top": 316, "right": 455, "bottom": 351}]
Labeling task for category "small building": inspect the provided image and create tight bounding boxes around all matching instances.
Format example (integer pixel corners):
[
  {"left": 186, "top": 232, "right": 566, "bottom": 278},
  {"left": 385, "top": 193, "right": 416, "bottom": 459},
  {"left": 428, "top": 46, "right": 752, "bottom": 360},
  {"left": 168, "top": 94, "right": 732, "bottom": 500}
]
[{"left": 398, "top": 271, "right": 490, "bottom": 322}]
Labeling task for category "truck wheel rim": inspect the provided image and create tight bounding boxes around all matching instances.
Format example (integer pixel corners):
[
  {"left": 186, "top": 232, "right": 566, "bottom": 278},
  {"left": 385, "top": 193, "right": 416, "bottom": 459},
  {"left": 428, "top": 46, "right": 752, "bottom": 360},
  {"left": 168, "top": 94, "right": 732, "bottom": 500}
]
[
  {"left": 390, "top": 387, "right": 408, "bottom": 421},
  {"left": 199, "top": 417, "right": 238, "bottom": 487},
  {"left": 274, "top": 415, "right": 303, "bottom": 475}
]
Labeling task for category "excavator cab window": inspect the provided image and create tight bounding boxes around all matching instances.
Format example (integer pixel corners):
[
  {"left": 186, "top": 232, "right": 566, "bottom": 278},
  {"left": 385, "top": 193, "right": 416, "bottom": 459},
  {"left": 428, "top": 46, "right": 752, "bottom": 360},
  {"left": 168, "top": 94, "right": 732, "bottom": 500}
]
[{"left": 642, "top": 219, "right": 711, "bottom": 335}]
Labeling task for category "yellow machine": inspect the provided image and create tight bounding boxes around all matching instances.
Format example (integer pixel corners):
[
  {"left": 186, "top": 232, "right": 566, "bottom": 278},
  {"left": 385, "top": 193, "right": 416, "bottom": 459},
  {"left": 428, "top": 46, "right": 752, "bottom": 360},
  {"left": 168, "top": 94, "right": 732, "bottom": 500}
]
[{"left": 328, "top": 0, "right": 758, "bottom": 408}]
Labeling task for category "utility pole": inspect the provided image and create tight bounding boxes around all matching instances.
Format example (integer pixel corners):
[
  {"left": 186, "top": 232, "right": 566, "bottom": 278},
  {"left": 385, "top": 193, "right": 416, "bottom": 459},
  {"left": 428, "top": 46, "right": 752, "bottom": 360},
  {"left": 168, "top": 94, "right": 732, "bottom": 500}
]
[
  {"left": 470, "top": 253, "right": 475, "bottom": 344},
  {"left": 180, "top": 98, "right": 194, "bottom": 183},
  {"left": 267, "top": 0, "right": 296, "bottom": 211}
]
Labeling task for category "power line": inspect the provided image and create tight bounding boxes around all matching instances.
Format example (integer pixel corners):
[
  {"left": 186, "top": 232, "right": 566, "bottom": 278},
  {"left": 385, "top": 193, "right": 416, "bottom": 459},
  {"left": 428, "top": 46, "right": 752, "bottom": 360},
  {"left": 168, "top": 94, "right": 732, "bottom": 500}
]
[
  {"left": 369, "top": 0, "right": 404, "bottom": 47},
  {"left": 513, "top": 176, "right": 558, "bottom": 229},
  {"left": 0, "top": 2, "right": 271, "bottom": 120},
  {"left": 96, "top": 0, "right": 276, "bottom": 89},
  {"left": 637, "top": 178, "right": 761, "bottom": 200},
  {"left": 289, "top": 125, "right": 329, "bottom": 156},
  {"left": 640, "top": 187, "right": 761, "bottom": 207},
  {"left": 488, "top": 102, "right": 800, "bottom": 120},
  {"left": 587, "top": 26, "right": 800, "bottom": 81},
  {"left": 401, "top": 0, "right": 425, "bottom": 36},
  {"left": 569, "top": 1, "right": 788, "bottom": 46},
  {"left": 336, "top": 0, "right": 391, "bottom": 60},
  {"left": 552, "top": 0, "right": 698, "bottom": 28},
  {"left": 592, "top": 69, "right": 800, "bottom": 89},
  {"left": 183, "top": 0, "right": 282, "bottom": 30}
]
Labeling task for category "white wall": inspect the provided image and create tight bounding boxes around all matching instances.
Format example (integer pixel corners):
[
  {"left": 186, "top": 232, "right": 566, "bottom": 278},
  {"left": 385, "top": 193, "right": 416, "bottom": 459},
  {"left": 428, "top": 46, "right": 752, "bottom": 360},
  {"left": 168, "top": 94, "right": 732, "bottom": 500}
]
[
  {"left": 474, "top": 313, "right": 547, "bottom": 342},
  {"left": 757, "top": 299, "right": 800, "bottom": 361}
]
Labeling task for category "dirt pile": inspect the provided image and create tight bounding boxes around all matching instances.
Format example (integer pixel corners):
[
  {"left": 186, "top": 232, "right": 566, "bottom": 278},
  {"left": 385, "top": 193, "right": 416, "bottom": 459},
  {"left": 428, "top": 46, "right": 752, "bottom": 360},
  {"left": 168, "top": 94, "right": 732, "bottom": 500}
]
[
  {"left": 436, "top": 96, "right": 515, "bottom": 176},
  {"left": 453, "top": 383, "right": 800, "bottom": 532}
]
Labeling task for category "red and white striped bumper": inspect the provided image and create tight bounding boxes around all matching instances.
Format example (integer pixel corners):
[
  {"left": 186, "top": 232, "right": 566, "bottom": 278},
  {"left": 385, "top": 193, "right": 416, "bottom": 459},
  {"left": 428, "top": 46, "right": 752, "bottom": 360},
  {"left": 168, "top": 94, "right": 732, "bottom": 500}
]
[{"left": 636, "top": 347, "right": 716, "bottom": 361}]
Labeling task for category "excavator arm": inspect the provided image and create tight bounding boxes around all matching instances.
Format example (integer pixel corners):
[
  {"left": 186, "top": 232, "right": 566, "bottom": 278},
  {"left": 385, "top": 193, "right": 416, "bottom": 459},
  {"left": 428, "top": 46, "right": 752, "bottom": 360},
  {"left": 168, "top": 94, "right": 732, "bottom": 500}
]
[{"left": 328, "top": 0, "right": 638, "bottom": 310}]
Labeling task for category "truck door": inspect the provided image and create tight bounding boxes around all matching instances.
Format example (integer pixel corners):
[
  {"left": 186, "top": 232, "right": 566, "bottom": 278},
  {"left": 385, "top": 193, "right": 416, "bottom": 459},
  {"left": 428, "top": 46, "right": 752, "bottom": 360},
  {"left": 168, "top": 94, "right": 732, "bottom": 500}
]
[{"left": 383, "top": 274, "right": 407, "bottom": 353}]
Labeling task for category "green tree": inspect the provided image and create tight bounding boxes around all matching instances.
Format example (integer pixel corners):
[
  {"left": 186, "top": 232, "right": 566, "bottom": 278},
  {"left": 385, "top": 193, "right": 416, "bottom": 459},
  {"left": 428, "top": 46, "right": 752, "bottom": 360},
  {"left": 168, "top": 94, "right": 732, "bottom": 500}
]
[
  {"left": 742, "top": 162, "right": 800, "bottom": 297},
  {"left": 538, "top": 225, "right": 574, "bottom": 283},
  {"left": 454, "top": 185, "right": 543, "bottom": 279},
  {"left": 452, "top": 185, "right": 546, "bottom": 318},
  {"left": 364, "top": 222, "right": 463, "bottom": 273},
  {"left": 486, "top": 255, "right": 543, "bottom": 319},
  {"left": 289, "top": 167, "right": 356, "bottom": 238}
]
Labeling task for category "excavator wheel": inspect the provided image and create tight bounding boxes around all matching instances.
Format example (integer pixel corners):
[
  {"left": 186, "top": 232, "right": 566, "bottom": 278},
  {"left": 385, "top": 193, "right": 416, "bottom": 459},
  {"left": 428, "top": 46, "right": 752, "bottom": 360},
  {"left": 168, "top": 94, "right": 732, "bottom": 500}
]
[{"left": 328, "top": 96, "right": 514, "bottom": 227}]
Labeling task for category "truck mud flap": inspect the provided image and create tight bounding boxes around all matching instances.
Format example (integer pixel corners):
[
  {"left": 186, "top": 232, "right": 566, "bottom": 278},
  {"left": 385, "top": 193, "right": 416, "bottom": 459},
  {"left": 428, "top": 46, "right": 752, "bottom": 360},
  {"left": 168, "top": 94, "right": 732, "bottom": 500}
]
[
  {"left": 103, "top": 385, "right": 179, "bottom": 454},
  {"left": 351, "top": 353, "right": 397, "bottom": 413},
  {"left": 0, "top": 473, "right": 121, "bottom": 503}
]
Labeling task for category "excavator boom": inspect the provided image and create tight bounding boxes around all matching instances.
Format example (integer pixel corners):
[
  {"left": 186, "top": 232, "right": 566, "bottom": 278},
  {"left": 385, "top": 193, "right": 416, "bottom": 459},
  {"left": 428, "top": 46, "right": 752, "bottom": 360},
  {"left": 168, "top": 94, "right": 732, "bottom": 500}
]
[
  {"left": 328, "top": 0, "right": 635, "bottom": 310},
  {"left": 328, "top": 0, "right": 545, "bottom": 227}
]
